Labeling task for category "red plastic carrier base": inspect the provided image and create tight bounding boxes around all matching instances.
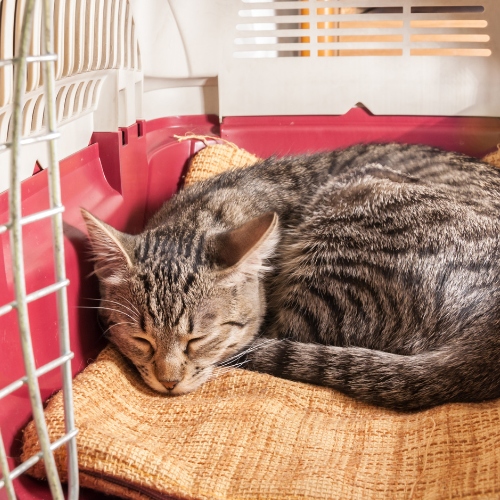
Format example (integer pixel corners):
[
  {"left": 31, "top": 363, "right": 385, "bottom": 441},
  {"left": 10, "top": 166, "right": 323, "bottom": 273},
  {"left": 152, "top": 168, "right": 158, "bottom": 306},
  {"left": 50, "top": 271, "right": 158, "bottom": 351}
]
[{"left": 2, "top": 108, "right": 500, "bottom": 499}]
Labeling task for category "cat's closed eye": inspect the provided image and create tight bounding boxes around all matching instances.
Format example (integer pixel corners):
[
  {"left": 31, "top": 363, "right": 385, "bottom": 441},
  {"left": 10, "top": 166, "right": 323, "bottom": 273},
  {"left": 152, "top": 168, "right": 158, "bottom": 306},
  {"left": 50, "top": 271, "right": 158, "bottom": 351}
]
[
  {"left": 221, "top": 321, "right": 247, "bottom": 328},
  {"left": 132, "top": 337, "right": 154, "bottom": 357},
  {"left": 185, "top": 336, "right": 207, "bottom": 354}
]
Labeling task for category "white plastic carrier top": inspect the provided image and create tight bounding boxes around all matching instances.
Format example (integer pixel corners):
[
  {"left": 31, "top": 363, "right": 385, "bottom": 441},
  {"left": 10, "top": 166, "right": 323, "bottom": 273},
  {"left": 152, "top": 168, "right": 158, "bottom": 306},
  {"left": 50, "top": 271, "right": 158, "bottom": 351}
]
[{"left": 218, "top": 0, "right": 500, "bottom": 117}]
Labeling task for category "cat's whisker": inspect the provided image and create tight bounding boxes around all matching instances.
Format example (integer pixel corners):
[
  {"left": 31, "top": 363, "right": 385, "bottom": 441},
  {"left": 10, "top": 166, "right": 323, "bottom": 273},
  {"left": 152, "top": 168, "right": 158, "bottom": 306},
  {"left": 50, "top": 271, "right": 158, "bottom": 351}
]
[
  {"left": 215, "top": 361, "right": 248, "bottom": 373},
  {"left": 84, "top": 297, "right": 140, "bottom": 320},
  {"left": 210, "top": 360, "right": 251, "bottom": 382},
  {"left": 77, "top": 305, "right": 138, "bottom": 323},
  {"left": 120, "top": 296, "right": 141, "bottom": 316},
  {"left": 207, "top": 368, "right": 231, "bottom": 381},
  {"left": 218, "top": 339, "right": 275, "bottom": 367},
  {"left": 102, "top": 321, "right": 135, "bottom": 337},
  {"left": 101, "top": 299, "right": 140, "bottom": 320},
  {"left": 224, "top": 359, "right": 251, "bottom": 370},
  {"left": 209, "top": 370, "right": 228, "bottom": 381},
  {"left": 217, "top": 343, "right": 272, "bottom": 368}
]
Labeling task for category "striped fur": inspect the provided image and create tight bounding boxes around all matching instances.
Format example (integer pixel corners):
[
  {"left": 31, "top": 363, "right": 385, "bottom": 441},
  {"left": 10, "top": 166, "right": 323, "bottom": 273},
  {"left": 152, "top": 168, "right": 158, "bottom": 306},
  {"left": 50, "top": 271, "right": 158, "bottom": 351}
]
[{"left": 83, "top": 143, "right": 500, "bottom": 410}]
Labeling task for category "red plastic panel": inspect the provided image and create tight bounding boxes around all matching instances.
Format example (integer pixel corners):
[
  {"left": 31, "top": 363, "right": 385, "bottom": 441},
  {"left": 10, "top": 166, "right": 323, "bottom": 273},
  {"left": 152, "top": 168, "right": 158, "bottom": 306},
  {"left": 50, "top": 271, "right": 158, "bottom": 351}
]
[
  {"left": 142, "top": 115, "right": 220, "bottom": 221},
  {"left": 221, "top": 108, "right": 500, "bottom": 159}
]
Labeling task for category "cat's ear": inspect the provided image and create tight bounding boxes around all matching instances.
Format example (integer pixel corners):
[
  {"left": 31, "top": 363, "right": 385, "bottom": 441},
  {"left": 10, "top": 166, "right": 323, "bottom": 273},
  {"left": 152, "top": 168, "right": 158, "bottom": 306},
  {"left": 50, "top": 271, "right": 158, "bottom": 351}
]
[
  {"left": 212, "top": 212, "right": 279, "bottom": 273},
  {"left": 81, "top": 208, "right": 135, "bottom": 284}
]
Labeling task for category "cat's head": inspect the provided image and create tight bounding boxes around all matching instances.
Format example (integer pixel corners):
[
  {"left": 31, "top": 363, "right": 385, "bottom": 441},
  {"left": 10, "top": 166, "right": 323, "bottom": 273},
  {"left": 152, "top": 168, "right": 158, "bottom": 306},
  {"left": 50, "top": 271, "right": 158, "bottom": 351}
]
[{"left": 81, "top": 208, "right": 279, "bottom": 395}]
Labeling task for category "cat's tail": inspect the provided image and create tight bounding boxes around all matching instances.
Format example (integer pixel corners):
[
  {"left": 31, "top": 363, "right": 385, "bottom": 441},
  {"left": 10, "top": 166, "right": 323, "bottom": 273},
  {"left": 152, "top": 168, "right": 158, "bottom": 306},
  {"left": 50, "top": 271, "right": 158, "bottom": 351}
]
[{"left": 246, "top": 339, "right": 499, "bottom": 411}]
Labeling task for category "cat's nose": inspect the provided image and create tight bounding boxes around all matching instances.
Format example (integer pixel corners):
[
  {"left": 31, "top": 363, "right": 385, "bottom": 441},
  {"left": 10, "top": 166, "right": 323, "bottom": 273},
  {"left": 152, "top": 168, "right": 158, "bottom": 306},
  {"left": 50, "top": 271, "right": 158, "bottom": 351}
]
[{"left": 161, "top": 380, "right": 180, "bottom": 391}]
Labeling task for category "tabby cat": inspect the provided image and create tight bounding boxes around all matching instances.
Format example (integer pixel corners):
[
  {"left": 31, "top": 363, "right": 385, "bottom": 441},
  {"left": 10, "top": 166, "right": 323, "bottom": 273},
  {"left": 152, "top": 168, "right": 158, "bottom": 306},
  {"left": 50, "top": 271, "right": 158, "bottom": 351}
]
[{"left": 82, "top": 143, "right": 500, "bottom": 411}]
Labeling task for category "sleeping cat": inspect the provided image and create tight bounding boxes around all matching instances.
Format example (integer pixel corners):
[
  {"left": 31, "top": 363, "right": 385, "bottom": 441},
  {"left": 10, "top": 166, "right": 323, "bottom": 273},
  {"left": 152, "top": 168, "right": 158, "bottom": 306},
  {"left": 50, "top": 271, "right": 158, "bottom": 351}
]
[{"left": 82, "top": 143, "right": 500, "bottom": 411}]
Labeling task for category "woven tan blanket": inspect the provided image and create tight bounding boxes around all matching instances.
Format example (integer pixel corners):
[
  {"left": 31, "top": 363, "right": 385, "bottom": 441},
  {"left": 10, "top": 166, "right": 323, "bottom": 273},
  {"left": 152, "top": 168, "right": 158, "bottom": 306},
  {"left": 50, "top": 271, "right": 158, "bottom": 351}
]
[{"left": 22, "top": 140, "right": 500, "bottom": 499}]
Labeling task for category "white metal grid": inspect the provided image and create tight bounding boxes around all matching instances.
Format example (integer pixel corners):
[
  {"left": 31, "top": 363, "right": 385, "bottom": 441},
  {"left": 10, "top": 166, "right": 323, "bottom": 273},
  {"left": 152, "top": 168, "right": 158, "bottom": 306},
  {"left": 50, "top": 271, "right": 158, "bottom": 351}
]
[{"left": 0, "top": 1, "right": 79, "bottom": 499}]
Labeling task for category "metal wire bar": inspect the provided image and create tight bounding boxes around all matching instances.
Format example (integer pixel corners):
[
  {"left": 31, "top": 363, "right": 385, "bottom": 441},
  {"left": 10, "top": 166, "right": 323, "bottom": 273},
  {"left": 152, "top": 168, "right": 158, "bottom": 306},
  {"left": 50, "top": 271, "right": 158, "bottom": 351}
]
[
  {"left": 0, "top": 429, "right": 78, "bottom": 490},
  {"left": 0, "top": 130, "right": 61, "bottom": 153},
  {"left": 0, "top": 279, "right": 70, "bottom": 318},
  {"left": 0, "top": 205, "right": 65, "bottom": 235},
  {"left": 41, "top": 0, "right": 79, "bottom": 497},
  {"left": 0, "top": 53, "right": 58, "bottom": 68},
  {"left": 0, "top": 431, "right": 16, "bottom": 499},
  {"left": 9, "top": 0, "right": 65, "bottom": 498},
  {"left": 14, "top": 204, "right": 65, "bottom": 226},
  {"left": 0, "top": 351, "right": 75, "bottom": 401}
]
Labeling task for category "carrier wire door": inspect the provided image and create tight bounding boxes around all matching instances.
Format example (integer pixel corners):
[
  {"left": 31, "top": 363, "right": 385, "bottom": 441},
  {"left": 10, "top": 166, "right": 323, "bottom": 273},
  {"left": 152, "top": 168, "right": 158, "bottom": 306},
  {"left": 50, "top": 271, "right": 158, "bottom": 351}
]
[{"left": 0, "top": 1, "right": 79, "bottom": 499}]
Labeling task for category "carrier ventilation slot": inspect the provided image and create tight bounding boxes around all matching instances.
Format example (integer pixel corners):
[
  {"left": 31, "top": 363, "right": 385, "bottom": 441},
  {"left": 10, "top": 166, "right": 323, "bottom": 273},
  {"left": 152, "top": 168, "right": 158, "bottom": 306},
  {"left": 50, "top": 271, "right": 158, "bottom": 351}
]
[
  {"left": 234, "top": 2, "right": 490, "bottom": 58},
  {"left": 0, "top": 0, "right": 141, "bottom": 145}
]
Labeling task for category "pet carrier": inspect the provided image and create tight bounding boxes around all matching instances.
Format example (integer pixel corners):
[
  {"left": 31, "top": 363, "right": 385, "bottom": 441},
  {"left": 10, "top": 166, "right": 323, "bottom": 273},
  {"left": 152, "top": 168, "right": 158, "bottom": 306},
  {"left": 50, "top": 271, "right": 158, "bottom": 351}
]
[{"left": 1, "top": 0, "right": 500, "bottom": 498}]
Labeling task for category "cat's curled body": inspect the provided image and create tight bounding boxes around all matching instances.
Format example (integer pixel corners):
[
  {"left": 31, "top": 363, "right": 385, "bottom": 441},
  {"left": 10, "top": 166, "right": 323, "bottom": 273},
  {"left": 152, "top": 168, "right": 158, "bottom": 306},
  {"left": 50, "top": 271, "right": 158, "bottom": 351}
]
[{"left": 83, "top": 143, "right": 500, "bottom": 411}]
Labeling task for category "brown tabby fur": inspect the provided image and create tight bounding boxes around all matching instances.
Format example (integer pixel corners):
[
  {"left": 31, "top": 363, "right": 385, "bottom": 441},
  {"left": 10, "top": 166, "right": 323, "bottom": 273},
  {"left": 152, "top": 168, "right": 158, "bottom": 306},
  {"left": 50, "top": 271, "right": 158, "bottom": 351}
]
[{"left": 82, "top": 143, "right": 500, "bottom": 411}]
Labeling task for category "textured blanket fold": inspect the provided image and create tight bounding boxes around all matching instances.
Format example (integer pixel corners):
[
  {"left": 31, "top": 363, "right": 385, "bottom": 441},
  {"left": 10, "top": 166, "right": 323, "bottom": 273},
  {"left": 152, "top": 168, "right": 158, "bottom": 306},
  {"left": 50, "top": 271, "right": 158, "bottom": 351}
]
[{"left": 22, "top": 345, "right": 500, "bottom": 499}]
